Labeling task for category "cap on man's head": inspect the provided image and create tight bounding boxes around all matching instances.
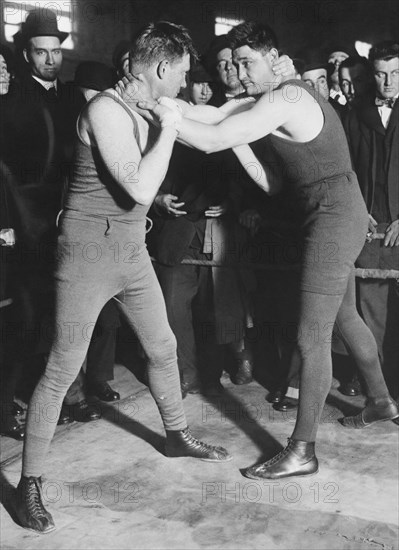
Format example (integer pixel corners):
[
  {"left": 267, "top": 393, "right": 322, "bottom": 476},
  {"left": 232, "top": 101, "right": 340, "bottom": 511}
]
[
  {"left": 19, "top": 8, "right": 68, "bottom": 45},
  {"left": 327, "top": 44, "right": 356, "bottom": 59},
  {"left": 204, "top": 35, "right": 231, "bottom": 71},
  {"left": 74, "top": 61, "right": 116, "bottom": 92},
  {"left": 297, "top": 49, "right": 329, "bottom": 75},
  {"left": 190, "top": 60, "right": 213, "bottom": 83}
]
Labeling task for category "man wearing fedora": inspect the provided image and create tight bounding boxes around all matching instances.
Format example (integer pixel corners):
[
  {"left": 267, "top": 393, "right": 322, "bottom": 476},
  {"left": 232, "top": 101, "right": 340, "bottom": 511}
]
[
  {"left": 5, "top": 9, "right": 84, "bottom": 421},
  {"left": 10, "top": 7, "right": 75, "bottom": 192},
  {"left": 299, "top": 49, "right": 346, "bottom": 120}
]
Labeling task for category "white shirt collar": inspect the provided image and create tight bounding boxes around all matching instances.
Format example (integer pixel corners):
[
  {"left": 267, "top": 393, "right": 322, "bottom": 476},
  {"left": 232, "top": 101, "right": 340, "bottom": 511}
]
[
  {"left": 377, "top": 92, "right": 399, "bottom": 129},
  {"left": 32, "top": 75, "right": 57, "bottom": 91},
  {"left": 329, "top": 88, "right": 347, "bottom": 105}
]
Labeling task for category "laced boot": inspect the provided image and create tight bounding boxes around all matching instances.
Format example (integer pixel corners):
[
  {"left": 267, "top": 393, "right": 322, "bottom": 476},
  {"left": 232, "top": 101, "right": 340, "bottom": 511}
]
[
  {"left": 242, "top": 438, "right": 318, "bottom": 480},
  {"left": 14, "top": 476, "right": 55, "bottom": 533},
  {"left": 341, "top": 396, "right": 399, "bottom": 428},
  {"left": 166, "top": 427, "right": 232, "bottom": 462}
]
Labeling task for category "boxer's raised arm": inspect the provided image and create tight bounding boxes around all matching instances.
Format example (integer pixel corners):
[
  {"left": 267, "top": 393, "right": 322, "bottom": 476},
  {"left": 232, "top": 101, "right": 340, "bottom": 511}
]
[
  {"left": 177, "top": 90, "right": 289, "bottom": 152},
  {"left": 174, "top": 96, "right": 255, "bottom": 124},
  {"left": 86, "top": 96, "right": 180, "bottom": 206}
]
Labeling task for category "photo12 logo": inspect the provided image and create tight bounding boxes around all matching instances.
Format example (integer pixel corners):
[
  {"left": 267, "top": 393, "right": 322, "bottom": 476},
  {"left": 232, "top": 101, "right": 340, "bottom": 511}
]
[{"left": 202, "top": 481, "right": 339, "bottom": 504}]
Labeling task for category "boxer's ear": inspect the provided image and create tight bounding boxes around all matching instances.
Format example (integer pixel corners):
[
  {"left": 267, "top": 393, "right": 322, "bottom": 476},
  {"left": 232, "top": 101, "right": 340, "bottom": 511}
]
[
  {"left": 157, "top": 59, "right": 169, "bottom": 80},
  {"left": 267, "top": 48, "right": 279, "bottom": 63}
]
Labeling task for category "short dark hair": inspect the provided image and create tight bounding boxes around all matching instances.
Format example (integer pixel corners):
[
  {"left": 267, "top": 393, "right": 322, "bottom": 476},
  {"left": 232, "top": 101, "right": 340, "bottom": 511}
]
[
  {"left": 129, "top": 21, "right": 197, "bottom": 70},
  {"left": 227, "top": 21, "right": 278, "bottom": 53},
  {"left": 369, "top": 40, "right": 399, "bottom": 63},
  {"left": 339, "top": 55, "right": 371, "bottom": 76}
]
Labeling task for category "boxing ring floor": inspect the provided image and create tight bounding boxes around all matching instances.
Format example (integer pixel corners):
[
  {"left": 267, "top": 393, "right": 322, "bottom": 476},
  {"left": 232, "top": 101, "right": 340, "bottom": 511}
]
[{"left": 1, "top": 364, "right": 398, "bottom": 550}]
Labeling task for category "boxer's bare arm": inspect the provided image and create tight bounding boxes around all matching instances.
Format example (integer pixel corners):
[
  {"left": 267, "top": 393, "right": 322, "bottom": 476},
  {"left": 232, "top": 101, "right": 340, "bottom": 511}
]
[
  {"left": 177, "top": 88, "right": 323, "bottom": 152},
  {"left": 232, "top": 144, "right": 282, "bottom": 195},
  {"left": 82, "top": 96, "right": 179, "bottom": 206},
  {"left": 174, "top": 96, "right": 255, "bottom": 124}
]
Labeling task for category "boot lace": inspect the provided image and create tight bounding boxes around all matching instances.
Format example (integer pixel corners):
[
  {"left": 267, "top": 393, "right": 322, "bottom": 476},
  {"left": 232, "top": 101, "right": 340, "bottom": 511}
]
[
  {"left": 256, "top": 439, "right": 293, "bottom": 470},
  {"left": 25, "top": 478, "right": 47, "bottom": 518},
  {"left": 181, "top": 429, "right": 223, "bottom": 453}
]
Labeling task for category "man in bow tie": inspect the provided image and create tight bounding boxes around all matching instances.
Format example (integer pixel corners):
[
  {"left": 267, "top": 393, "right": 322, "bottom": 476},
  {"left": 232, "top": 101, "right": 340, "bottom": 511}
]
[
  {"left": 373, "top": 43, "right": 399, "bottom": 127},
  {"left": 344, "top": 40, "right": 399, "bottom": 398}
]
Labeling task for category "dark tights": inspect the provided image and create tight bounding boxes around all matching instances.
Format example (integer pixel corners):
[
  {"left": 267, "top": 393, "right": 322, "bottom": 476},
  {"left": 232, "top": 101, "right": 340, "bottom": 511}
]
[{"left": 292, "top": 271, "right": 389, "bottom": 442}]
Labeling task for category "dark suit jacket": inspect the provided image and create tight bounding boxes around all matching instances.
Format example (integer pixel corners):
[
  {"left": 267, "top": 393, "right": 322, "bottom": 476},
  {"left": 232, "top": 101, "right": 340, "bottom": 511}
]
[
  {"left": 345, "top": 98, "right": 399, "bottom": 222},
  {"left": 344, "top": 99, "right": 399, "bottom": 270},
  {"left": 7, "top": 75, "right": 76, "bottom": 185},
  {"left": 148, "top": 142, "right": 241, "bottom": 266},
  {"left": 5, "top": 75, "right": 77, "bottom": 244}
]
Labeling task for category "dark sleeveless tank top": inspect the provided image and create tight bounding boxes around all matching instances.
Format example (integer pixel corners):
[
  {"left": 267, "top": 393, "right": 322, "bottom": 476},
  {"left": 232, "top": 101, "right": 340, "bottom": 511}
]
[
  {"left": 64, "top": 91, "right": 151, "bottom": 222},
  {"left": 262, "top": 79, "right": 353, "bottom": 187}
]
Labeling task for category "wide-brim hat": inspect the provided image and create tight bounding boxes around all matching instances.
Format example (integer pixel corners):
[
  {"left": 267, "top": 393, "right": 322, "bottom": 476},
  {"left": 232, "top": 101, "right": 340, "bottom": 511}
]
[
  {"left": 296, "top": 49, "right": 329, "bottom": 76},
  {"left": 19, "top": 8, "right": 68, "bottom": 45},
  {"left": 327, "top": 45, "right": 356, "bottom": 60}
]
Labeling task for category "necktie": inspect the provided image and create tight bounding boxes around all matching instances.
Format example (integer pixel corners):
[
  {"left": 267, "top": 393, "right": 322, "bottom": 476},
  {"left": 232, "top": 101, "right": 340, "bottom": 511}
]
[
  {"left": 375, "top": 96, "right": 396, "bottom": 108},
  {"left": 47, "top": 86, "right": 57, "bottom": 100}
]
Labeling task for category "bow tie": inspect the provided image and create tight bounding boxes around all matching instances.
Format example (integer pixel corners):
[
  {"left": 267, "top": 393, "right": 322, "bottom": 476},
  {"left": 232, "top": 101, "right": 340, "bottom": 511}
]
[{"left": 375, "top": 97, "right": 396, "bottom": 108}]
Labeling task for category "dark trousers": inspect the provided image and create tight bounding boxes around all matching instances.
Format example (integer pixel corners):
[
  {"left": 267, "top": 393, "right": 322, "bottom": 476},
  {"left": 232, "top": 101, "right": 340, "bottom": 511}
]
[
  {"left": 358, "top": 279, "right": 399, "bottom": 397},
  {"left": 64, "top": 299, "right": 120, "bottom": 404},
  {"left": 156, "top": 248, "right": 226, "bottom": 386}
]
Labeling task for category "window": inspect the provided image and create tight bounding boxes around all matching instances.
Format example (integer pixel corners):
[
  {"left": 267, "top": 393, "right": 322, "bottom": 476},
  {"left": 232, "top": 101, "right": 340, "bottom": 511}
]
[
  {"left": 2, "top": 1, "right": 74, "bottom": 50},
  {"left": 355, "top": 41, "right": 372, "bottom": 58},
  {"left": 215, "top": 16, "right": 243, "bottom": 37}
]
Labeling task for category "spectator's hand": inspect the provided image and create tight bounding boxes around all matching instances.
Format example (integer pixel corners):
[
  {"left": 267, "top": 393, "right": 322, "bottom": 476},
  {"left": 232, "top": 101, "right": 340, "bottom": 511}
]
[
  {"left": 205, "top": 203, "right": 228, "bottom": 218},
  {"left": 154, "top": 194, "right": 187, "bottom": 217},
  {"left": 384, "top": 219, "right": 399, "bottom": 247},
  {"left": 272, "top": 55, "right": 295, "bottom": 78},
  {"left": 0, "top": 228, "right": 15, "bottom": 247},
  {"left": 239, "top": 209, "right": 262, "bottom": 237},
  {"left": 366, "top": 214, "right": 378, "bottom": 242}
]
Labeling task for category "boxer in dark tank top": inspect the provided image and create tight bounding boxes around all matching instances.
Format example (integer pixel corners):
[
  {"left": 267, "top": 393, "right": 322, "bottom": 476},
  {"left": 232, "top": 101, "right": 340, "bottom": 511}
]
[{"left": 140, "top": 21, "right": 399, "bottom": 480}]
